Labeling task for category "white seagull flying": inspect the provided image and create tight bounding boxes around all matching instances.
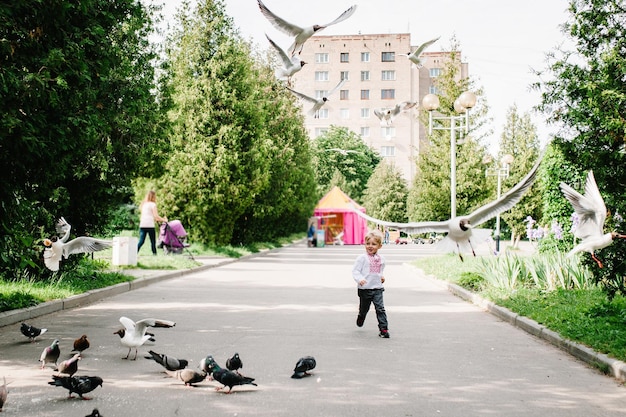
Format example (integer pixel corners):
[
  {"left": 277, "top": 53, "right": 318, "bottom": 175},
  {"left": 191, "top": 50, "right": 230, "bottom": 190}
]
[
  {"left": 266, "top": 34, "right": 306, "bottom": 83},
  {"left": 560, "top": 170, "right": 626, "bottom": 268},
  {"left": 43, "top": 217, "right": 112, "bottom": 271},
  {"left": 399, "top": 36, "right": 440, "bottom": 68},
  {"left": 373, "top": 101, "right": 417, "bottom": 126},
  {"left": 286, "top": 78, "right": 346, "bottom": 116},
  {"left": 353, "top": 156, "right": 542, "bottom": 260},
  {"left": 114, "top": 316, "right": 176, "bottom": 360},
  {"left": 257, "top": 0, "right": 357, "bottom": 56}
]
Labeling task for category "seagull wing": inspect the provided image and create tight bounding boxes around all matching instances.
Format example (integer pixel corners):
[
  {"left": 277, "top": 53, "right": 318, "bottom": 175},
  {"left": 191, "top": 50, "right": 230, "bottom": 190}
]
[
  {"left": 409, "top": 37, "right": 440, "bottom": 58},
  {"left": 55, "top": 218, "right": 72, "bottom": 243},
  {"left": 43, "top": 247, "right": 61, "bottom": 271},
  {"left": 62, "top": 237, "right": 112, "bottom": 258},
  {"left": 559, "top": 170, "right": 606, "bottom": 240},
  {"left": 265, "top": 34, "right": 293, "bottom": 68},
  {"left": 286, "top": 87, "right": 317, "bottom": 104},
  {"left": 373, "top": 108, "right": 386, "bottom": 121},
  {"left": 134, "top": 318, "right": 176, "bottom": 335},
  {"left": 320, "top": 4, "right": 357, "bottom": 29},
  {"left": 351, "top": 206, "right": 451, "bottom": 234},
  {"left": 466, "top": 155, "right": 542, "bottom": 227},
  {"left": 257, "top": 0, "right": 305, "bottom": 38},
  {"left": 119, "top": 316, "right": 137, "bottom": 331},
  {"left": 326, "top": 78, "right": 346, "bottom": 97}
]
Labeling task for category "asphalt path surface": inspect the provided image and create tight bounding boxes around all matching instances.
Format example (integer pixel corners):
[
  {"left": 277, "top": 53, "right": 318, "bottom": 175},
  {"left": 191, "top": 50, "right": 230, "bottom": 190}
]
[{"left": 1, "top": 242, "right": 625, "bottom": 416}]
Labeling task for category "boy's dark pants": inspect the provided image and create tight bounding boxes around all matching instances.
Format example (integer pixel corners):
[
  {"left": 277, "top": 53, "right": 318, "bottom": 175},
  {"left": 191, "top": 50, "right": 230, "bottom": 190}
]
[{"left": 357, "top": 288, "right": 388, "bottom": 330}]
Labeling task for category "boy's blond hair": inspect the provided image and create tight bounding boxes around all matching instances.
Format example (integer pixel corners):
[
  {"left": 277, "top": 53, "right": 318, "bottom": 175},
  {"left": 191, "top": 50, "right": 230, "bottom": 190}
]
[{"left": 365, "top": 230, "right": 384, "bottom": 245}]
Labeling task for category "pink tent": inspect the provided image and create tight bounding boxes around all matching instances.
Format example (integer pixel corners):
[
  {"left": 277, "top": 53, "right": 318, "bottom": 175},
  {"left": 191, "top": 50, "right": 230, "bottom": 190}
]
[{"left": 313, "top": 186, "right": 368, "bottom": 245}]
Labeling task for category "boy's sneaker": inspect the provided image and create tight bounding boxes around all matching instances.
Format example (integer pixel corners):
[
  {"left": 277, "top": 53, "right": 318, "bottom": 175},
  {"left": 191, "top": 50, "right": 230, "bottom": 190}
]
[
  {"left": 379, "top": 329, "right": 390, "bottom": 338},
  {"left": 356, "top": 315, "right": 365, "bottom": 327}
]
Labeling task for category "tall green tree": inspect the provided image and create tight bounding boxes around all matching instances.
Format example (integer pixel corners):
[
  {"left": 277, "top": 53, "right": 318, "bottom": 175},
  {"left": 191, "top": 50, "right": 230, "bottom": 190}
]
[
  {"left": 361, "top": 161, "right": 408, "bottom": 223},
  {"left": 534, "top": 0, "right": 626, "bottom": 297},
  {"left": 409, "top": 37, "right": 491, "bottom": 222},
  {"left": 495, "top": 104, "right": 541, "bottom": 244},
  {"left": 311, "top": 126, "right": 381, "bottom": 202},
  {"left": 0, "top": 0, "right": 163, "bottom": 275}
]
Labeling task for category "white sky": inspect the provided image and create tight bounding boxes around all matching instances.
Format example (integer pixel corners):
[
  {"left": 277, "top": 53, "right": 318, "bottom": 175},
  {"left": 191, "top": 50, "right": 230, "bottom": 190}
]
[{"left": 150, "top": 0, "right": 573, "bottom": 153}]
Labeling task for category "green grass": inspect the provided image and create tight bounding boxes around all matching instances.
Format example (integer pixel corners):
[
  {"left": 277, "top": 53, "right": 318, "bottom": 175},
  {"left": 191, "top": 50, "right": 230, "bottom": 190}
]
[{"left": 413, "top": 255, "right": 626, "bottom": 363}]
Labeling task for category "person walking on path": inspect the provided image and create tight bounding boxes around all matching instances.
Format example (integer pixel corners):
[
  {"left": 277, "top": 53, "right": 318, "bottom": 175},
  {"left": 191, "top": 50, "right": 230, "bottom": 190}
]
[
  {"left": 352, "top": 230, "right": 390, "bottom": 338},
  {"left": 137, "top": 190, "right": 167, "bottom": 255}
]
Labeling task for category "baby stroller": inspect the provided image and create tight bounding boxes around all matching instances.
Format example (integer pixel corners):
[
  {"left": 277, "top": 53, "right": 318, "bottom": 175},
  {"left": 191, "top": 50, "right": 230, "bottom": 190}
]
[{"left": 158, "top": 220, "right": 192, "bottom": 258}]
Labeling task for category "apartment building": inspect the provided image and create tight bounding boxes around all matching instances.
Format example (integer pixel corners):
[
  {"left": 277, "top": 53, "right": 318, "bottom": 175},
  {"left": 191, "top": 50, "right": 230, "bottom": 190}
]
[{"left": 293, "top": 33, "right": 468, "bottom": 181}]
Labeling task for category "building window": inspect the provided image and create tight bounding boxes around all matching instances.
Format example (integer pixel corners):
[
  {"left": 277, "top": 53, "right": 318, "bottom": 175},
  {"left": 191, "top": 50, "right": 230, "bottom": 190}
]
[
  {"left": 361, "top": 71, "right": 370, "bottom": 81},
  {"left": 361, "top": 52, "right": 370, "bottom": 62},
  {"left": 318, "top": 108, "right": 329, "bottom": 119},
  {"left": 381, "top": 52, "right": 395, "bottom": 62},
  {"left": 340, "top": 90, "right": 349, "bottom": 100},
  {"left": 315, "top": 127, "right": 328, "bottom": 137},
  {"left": 340, "top": 71, "right": 349, "bottom": 81},
  {"left": 381, "top": 126, "right": 396, "bottom": 138},
  {"left": 360, "top": 126, "right": 370, "bottom": 137},
  {"left": 340, "top": 52, "right": 349, "bottom": 62},
  {"left": 360, "top": 108, "right": 370, "bottom": 118},
  {"left": 429, "top": 68, "right": 442, "bottom": 77},
  {"left": 315, "top": 53, "right": 329, "bottom": 63},
  {"left": 429, "top": 85, "right": 440, "bottom": 94},
  {"left": 381, "top": 70, "right": 396, "bottom": 81},
  {"left": 315, "top": 71, "right": 329, "bottom": 81},
  {"left": 360, "top": 89, "right": 370, "bottom": 100},
  {"left": 380, "top": 146, "right": 395, "bottom": 156},
  {"left": 381, "top": 89, "right": 395, "bottom": 99},
  {"left": 340, "top": 108, "right": 350, "bottom": 119}
]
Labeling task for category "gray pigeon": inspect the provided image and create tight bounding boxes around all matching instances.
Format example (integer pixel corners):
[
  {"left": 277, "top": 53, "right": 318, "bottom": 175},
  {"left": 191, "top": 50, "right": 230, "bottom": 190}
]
[
  {"left": 292, "top": 356, "right": 316, "bottom": 379},
  {"left": 56, "top": 353, "right": 81, "bottom": 376},
  {"left": 48, "top": 375, "right": 103, "bottom": 400},
  {"left": 20, "top": 322, "right": 47, "bottom": 342},
  {"left": 39, "top": 339, "right": 60, "bottom": 369},
  {"left": 0, "top": 376, "right": 7, "bottom": 412},
  {"left": 86, "top": 409, "right": 102, "bottom": 417},
  {"left": 205, "top": 361, "right": 257, "bottom": 393},
  {"left": 145, "top": 350, "right": 188, "bottom": 371},
  {"left": 165, "top": 369, "right": 207, "bottom": 387}
]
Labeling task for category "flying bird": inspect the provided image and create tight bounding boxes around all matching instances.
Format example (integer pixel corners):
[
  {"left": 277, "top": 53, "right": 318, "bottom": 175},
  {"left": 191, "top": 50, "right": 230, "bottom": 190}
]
[
  {"left": 560, "top": 170, "right": 626, "bottom": 268},
  {"left": 56, "top": 353, "right": 81, "bottom": 377},
  {"left": 0, "top": 376, "right": 7, "bottom": 412},
  {"left": 145, "top": 350, "right": 189, "bottom": 371},
  {"left": 205, "top": 361, "right": 257, "bottom": 394},
  {"left": 165, "top": 369, "right": 207, "bottom": 387},
  {"left": 373, "top": 101, "right": 417, "bottom": 126},
  {"left": 225, "top": 353, "right": 243, "bottom": 373},
  {"left": 72, "top": 335, "right": 90, "bottom": 353},
  {"left": 40, "top": 339, "right": 61, "bottom": 370},
  {"left": 48, "top": 375, "right": 103, "bottom": 400},
  {"left": 353, "top": 156, "right": 542, "bottom": 260},
  {"left": 43, "top": 217, "right": 112, "bottom": 271},
  {"left": 20, "top": 322, "right": 47, "bottom": 342},
  {"left": 266, "top": 34, "right": 306, "bottom": 84},
  {"left": 113, "top": 317, "right": 176, "bottom": 360},
  {"left": 291, "top": 356, "right": 316, "bottom": 379},
  {"left": 286, "top": 78, "right": 346, "bottom": 117},
  {"left": 399, "top": 36, "right": 440, "bottom": 68},
  {"left": 257, "top": 0, "right": 357, "bottom": 56}
]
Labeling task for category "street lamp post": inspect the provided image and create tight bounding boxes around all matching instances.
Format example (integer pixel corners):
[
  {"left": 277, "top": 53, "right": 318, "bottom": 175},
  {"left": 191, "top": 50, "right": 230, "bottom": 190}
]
[
  {"left": 422, "top": 91, "right": 477, "bottom": 219},
  {"left": 486, "top": 154, "right": 514, "bottom": 253}
]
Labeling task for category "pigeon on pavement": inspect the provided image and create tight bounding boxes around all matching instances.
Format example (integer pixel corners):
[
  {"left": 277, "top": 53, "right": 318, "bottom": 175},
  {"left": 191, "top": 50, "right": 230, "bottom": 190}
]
[
  {"left": 20, "top": 322, "right": 48, "bottom": 342},
  {"left": 72, "top": 335, "right": 90, "bottom": 353},
  {"left": 206, "top": 361, "right": 257, "bottom": 393},
  {"left": 257, "top": 0, "right": 357, "bottom": 55},
  {"left": 85, "top": 409, "right": 102, "bottom": 417},
  {"left": 40, "top": 339, "right": 61, "bottom": 370},
  {"left": 0, "top": 376, "right": 7, "bottom": 412},
  {"left": 291, "top": 356, "right": 316, "bottom": 379},
  {"left": 56, "top": 353, "right": 81, "bottom": 376},
  {"left": 48, "top": 375, "right": 103, "bottom": 400},
  {"left": 145, "top": 350, "right": 189, "bottom": 371},
  {"left": 43, "top": 217, "right": 111, "bottom": 271},
  {"left": 225, "top": 353, "right": 243, "bottom": 373},
  {"left": 165, "top": 369, "right": 207, "bottom": 387},
  {"left": 114, "top": 316, "right": 176, "bottom": 360},
  {"left": 560, "top": 170, "right": 626, "bottom": 267}
]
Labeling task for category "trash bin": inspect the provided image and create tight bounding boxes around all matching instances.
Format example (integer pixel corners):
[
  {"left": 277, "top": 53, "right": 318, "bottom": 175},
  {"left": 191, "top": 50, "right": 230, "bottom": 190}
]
[
  {"left": 316, "top": 229, "right": 325, "bottom": 247},
  {"left": 112, "top": 236, "right": 138, "bottom": 266}
]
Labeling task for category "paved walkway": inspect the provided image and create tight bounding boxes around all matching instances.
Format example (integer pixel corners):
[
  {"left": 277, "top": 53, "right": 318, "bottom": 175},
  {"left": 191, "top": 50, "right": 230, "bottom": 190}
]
[{"left": 0, "top": 242, "right": 625, "bottom": 417}]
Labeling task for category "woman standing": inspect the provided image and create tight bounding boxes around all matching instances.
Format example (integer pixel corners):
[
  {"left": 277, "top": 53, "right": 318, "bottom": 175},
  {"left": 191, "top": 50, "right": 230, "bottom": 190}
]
[{"left": 137, "top": 190, "right": 167, "bottom": 255}]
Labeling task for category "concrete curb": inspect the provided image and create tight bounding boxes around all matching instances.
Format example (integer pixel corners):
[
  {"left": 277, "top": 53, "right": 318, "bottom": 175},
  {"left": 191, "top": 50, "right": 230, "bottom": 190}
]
[{"left": 411, "top": 265, "right": 626, "bottom": 383}]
